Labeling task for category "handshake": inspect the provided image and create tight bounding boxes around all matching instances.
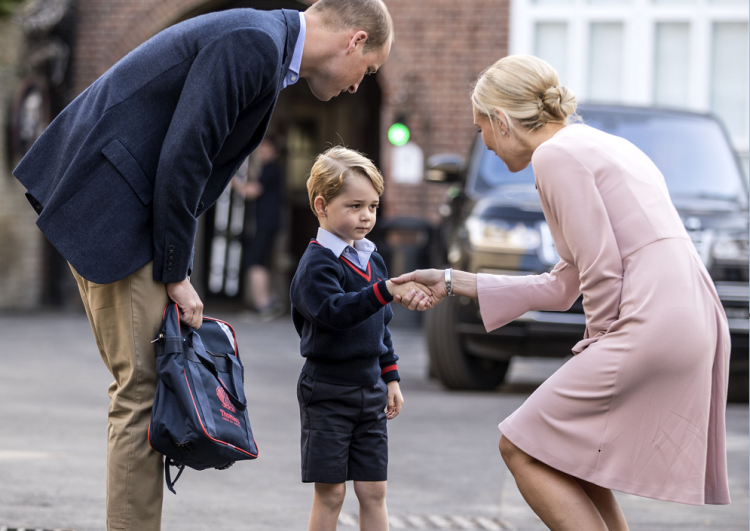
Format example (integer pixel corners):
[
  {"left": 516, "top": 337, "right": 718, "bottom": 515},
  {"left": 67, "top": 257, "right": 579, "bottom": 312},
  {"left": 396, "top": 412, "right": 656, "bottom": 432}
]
[{"left": 385, "top": 278, "right": 434, "bottom": 311}]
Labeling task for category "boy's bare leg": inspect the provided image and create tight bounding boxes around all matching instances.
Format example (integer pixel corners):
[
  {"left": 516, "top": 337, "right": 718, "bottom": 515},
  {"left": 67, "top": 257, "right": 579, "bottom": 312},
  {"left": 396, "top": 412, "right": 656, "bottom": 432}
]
[
  {"left": 353, "top": 481, "right": 389, "bottom": 531},
  {"left": 310, "top": 482, "right": 346, "bottom": 531},
  {"left": 575, "top": 478, "right": 630, "bottom": 531},
  {"left": 499, "top": 436, "right": 616, "bottom": 531}
]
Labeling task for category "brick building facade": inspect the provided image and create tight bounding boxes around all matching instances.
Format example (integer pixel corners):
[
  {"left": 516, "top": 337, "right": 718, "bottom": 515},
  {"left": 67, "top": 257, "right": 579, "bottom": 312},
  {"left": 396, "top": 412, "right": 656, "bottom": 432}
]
[{"left": 0, "top": 0, "right": 508, "bottom": 308}]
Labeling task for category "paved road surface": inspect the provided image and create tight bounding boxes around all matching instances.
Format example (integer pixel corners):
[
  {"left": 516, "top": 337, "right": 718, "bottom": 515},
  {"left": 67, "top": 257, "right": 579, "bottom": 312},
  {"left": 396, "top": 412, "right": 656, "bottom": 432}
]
[{"left": 0, "top": 312, "right": 747, "bottom": 530}]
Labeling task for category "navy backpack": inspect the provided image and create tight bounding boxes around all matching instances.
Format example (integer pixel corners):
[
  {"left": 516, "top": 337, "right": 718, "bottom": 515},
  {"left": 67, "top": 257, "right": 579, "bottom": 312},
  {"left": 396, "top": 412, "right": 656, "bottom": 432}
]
[{"left": 148, "top": 303, "right": 259, "bottom": 493}]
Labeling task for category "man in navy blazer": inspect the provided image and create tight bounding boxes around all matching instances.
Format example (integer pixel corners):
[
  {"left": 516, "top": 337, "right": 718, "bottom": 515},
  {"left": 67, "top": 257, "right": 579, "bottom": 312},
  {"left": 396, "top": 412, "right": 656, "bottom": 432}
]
[{"left": 13, "top": 1, "right": 392, "bottom": 529}]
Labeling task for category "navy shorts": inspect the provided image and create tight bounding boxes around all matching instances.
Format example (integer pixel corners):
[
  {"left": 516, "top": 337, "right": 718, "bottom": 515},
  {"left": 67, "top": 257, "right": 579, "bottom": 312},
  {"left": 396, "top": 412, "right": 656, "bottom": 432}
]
[{"left": 297, "top": 373, "right": 388, "bottom": 484}]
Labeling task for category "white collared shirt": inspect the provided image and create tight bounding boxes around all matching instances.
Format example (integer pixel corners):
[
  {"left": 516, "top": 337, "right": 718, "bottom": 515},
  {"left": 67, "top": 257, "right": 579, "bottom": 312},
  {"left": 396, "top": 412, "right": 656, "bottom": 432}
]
[
  {"left": 316, "top": 227, "right": 376, "bottom": 271},
  {"left": 281, "top": 11, "right": 306, "bottom": 89}
]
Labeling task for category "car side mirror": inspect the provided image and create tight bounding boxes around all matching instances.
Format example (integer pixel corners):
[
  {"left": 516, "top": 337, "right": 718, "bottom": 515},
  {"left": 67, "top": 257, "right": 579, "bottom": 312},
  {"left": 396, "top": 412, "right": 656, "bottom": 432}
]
[{"left": 425, "top": 154, "right": 465, "bottom": 183}]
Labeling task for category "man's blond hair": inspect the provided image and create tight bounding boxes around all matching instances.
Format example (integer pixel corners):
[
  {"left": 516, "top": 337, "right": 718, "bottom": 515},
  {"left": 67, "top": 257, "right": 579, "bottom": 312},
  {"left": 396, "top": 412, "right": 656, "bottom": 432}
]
[
  {"left": 307, "top": 146, "right": 384, "bottom": 217},
  {"left": 307, "top": 0, "right": 394, "bottom": 53}
]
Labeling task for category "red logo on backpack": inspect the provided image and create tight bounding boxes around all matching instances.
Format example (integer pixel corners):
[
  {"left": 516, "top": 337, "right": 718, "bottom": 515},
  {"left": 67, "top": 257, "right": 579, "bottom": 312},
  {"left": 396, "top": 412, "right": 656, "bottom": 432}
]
[{"left": 216, "top": 386, "right": 236, "bottom": 413}]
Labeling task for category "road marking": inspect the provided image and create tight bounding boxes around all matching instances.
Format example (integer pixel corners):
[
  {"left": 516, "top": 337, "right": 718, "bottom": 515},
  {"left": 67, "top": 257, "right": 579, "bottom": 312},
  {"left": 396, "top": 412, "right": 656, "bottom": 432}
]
[
  {"left": 0, "top": 528, "right": 75, "bottom": 531},
  {"left": 427, "top": 515, "right": 452, "bottom": 529},
  {"left": 338, "top": 513, "right": 357, "bottom": 526},
  {"left": 0, "top": 451, "right": 57, "bottom": 460},
  {"left": 475, "top": 517, "right": 502, "bottom": 530},
  {"left": 338, "top": 513, "right": 513, "bottom": 529},
  {"left": 406, "top": 515, "right": 430, "bottom": 528},
  {"left": 451, "top": 516, "right": 478, "bottom": 530},
  {"left": 389, "top": 515, "right": 408, "bottom": 529}
]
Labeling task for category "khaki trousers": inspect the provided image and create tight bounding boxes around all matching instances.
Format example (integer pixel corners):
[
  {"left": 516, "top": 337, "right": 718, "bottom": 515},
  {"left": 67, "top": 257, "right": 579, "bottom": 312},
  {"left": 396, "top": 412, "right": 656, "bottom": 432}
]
[{"left": 70, "top": 262, "right": 169, "bottom": 531}]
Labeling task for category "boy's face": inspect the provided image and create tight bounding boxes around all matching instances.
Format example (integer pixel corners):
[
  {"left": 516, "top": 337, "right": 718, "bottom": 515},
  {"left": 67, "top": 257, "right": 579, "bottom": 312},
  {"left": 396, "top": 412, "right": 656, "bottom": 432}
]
[{"left": 316, "top": 174, "right": 380, "bottom": 246}]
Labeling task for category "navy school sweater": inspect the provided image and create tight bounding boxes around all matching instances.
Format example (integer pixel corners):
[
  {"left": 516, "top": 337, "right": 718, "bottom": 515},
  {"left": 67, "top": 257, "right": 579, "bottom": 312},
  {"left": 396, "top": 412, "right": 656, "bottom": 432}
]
[{"left": 290, "top": 240, "right": 400, "bottom": 386}]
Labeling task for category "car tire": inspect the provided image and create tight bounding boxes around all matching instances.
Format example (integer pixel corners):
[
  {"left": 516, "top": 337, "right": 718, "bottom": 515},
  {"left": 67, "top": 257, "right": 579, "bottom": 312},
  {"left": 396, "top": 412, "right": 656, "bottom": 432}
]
[
  {"left": 425, "top": 296, "right": 510, "bottom": 390},
  {"left": 727, "top": 339, "right": 749, "bottom": 403}
]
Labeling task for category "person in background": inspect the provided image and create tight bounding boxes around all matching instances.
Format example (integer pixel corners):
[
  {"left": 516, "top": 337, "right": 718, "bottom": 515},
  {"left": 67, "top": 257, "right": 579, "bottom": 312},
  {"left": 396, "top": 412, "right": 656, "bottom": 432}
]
[{"left": 233, "top": 138, "right": 285, "bottom": 318}]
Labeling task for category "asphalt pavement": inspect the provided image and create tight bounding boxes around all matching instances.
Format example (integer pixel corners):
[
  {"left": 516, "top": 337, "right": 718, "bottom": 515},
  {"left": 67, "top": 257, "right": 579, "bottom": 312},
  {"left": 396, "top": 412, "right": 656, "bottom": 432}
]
[{"left": 0, "top": 311, "right": 747, "bottom": 530}]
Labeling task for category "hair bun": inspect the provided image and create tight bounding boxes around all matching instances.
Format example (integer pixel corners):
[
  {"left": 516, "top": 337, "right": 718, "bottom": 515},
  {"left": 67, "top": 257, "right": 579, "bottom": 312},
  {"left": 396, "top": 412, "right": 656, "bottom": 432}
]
[{"left": 541, "top": 85, "right": 576, "bottom": 122}]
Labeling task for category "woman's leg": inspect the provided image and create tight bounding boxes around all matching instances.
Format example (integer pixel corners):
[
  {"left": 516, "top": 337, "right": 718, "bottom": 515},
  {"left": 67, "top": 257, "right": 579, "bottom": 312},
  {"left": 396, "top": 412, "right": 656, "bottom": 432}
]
[
  {"left": 310, "top": 482, "right": 346, "bottom": 531},
  {"left": 249, "top": 265, "right": 272, "bottom": 309},
  {"left": 575, "top": 478, "right": 629, "bottom": 531},
  {"left": 499, "top": 435, "right": 611, "bottom": 531}
]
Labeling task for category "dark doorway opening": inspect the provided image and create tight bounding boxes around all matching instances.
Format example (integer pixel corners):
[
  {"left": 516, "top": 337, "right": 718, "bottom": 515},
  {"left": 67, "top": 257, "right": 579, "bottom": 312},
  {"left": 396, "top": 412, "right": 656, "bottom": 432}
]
[{"left": 179, "top": 1, "right": 382, "bottom": 308}]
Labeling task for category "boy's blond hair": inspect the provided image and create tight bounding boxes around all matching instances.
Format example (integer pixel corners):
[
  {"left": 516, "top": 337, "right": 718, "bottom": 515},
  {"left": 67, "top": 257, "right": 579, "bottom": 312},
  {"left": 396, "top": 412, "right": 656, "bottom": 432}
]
[{"left": 307, "top": 146, "right": 384, "bottom": 217}]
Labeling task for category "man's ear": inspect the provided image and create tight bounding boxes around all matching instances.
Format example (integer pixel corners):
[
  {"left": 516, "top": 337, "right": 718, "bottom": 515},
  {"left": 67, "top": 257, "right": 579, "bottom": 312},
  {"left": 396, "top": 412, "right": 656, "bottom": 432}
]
[
  {"left": 314, "top": 196, "right": 327, "bottom": 218},
  {"left": 347, "top": 30, "right": 368, "bottom": 54}
]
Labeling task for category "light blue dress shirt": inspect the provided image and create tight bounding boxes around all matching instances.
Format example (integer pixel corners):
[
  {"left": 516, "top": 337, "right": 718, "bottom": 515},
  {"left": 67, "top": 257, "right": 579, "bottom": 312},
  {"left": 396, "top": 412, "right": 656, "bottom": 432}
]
[
  {"left": 282, "top": 11, "right": 306, "bottom": 89},
  {"left": 316, "top": 228, "right": 377, "bottom": 271}
]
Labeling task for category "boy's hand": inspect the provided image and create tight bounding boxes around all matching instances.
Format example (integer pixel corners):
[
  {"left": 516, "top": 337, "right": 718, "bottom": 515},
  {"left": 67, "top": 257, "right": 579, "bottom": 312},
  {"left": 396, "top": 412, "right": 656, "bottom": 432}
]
[
  {"left": 385, "top": 381, "right": 404, "bottom": 420},
  {"left": 385, "top": 280, "right": 432, "bottom": 310}
]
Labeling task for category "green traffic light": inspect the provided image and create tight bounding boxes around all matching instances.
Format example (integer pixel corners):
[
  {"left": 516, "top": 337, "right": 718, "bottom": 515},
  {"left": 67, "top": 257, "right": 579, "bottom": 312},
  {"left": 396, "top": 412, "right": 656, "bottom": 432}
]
[{"left": 388, "top": 123, "right": 410, "bottom": 146}]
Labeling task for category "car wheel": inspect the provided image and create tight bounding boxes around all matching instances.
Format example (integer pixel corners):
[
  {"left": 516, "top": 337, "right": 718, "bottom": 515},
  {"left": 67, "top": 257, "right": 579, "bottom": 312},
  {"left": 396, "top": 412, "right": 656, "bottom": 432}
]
[
  {"left": 727, "top": 339, "right": 749, "bottom": 403},
  {"left": 425, "top": 296, "right": 510, "bottom": 390}
]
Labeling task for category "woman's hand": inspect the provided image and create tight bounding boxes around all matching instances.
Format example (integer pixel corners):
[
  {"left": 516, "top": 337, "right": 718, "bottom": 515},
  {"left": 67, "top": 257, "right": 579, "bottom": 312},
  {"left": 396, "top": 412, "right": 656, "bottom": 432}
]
[{"left": 390, "top": 269, "right": 448, "bottom": 310}]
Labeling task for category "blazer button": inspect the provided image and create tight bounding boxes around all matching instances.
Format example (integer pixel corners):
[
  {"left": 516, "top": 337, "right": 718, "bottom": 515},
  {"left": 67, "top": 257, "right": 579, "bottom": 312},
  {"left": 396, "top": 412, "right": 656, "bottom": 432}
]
[
  {"left": 167, "top": 266, "right": 172, "bottom": 271},
  {"left": 198, "top": 202, "right": 204, "bottom": 210},
  {"left": 168, "top": 245, "right": 175, "bottom": 251}
]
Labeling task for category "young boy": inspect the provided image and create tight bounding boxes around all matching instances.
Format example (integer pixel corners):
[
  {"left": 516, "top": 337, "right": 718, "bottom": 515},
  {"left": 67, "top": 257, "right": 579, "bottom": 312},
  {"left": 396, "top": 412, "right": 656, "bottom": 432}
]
[{"left": 290, "top": 147, "right": 431, "bottom": 531}]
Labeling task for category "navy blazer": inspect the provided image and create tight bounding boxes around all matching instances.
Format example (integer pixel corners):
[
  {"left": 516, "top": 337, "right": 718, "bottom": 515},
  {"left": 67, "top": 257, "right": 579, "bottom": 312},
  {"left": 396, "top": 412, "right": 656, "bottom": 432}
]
[{"left": 13, "top": 8, "right": 300, "bottom": 284}]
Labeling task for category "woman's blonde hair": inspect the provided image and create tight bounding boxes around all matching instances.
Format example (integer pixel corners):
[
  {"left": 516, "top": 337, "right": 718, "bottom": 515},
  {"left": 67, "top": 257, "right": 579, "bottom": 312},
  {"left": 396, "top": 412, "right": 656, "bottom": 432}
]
[
  {"left": 307, "top": 146, "right": 384, "bottom": 217},
  {"left": 308, "top": 0, "right": 393, "bottom": 54},
  {"left": 471, "top": 55, "right": 579, "bottom": 133}
]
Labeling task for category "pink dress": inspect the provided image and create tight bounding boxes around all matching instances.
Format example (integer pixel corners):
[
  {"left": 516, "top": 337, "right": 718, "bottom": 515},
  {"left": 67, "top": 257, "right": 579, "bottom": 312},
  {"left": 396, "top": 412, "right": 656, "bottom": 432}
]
[{"left": 477, "top": 124, "right": 731, "bottom": 505}]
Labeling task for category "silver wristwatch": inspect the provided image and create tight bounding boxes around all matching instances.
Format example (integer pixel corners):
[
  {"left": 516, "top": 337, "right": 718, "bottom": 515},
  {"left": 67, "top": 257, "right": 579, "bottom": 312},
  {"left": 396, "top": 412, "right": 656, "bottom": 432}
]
[{"left": 445, "top": 268, "right": 454, "bottom": 297}]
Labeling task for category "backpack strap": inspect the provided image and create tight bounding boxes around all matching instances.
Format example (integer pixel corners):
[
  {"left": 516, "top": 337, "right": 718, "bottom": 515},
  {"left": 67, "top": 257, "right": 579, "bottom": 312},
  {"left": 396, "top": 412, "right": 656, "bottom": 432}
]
[{"left": 164, "top": 458, "right": 185, "bottom": 494}]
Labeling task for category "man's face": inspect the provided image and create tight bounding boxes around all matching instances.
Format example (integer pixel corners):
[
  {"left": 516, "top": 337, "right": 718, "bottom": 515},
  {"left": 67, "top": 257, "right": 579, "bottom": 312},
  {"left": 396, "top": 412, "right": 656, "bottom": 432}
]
[{"left": 307, "top": 37, "right": 391, "bottom": 101}]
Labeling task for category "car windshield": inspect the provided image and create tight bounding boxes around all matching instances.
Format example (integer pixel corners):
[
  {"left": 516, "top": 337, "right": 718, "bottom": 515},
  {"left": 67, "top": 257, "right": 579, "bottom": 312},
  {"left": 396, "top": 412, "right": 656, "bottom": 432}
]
[{"left": 471, "top": 109, "right": 746, "bottom": 204}]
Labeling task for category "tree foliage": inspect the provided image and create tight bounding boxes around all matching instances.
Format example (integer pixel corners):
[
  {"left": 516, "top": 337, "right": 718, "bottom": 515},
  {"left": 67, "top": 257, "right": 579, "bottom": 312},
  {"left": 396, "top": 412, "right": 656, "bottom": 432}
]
[{"left": 0, "top": 0, "right": 24, "bottom": 19}]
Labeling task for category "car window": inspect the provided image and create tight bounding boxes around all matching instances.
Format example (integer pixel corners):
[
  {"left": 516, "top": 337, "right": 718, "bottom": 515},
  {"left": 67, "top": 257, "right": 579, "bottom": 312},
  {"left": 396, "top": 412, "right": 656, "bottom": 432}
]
[
  {"left": 581, "top": 110, "right": 745, "bottom": 202},
  {"left": 469, "top": 109, "right": 746, "bottom": 204}
]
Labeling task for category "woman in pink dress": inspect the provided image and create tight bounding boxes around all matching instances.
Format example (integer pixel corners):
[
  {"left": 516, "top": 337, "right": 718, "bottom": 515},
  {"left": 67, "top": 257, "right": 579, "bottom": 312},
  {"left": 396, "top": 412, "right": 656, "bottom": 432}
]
[{"left": 392, "top": 55, "right": 731, "bottom": 530}]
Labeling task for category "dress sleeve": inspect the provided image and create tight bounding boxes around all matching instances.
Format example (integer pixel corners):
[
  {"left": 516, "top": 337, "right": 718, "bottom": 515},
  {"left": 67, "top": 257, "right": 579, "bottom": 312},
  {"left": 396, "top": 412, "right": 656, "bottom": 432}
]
[
  {"left": 477, "top": 260, "right": 581, "bottom": 332},
  {"left": 533, "top": 143, "right": 624, "bottom": 353}
]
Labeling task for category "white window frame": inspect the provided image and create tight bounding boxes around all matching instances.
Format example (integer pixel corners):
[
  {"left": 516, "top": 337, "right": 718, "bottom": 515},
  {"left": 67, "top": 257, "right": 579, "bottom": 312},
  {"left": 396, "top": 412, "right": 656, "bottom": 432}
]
[{"left": 510, "top": 0, "right": 749, "bottom": 159}]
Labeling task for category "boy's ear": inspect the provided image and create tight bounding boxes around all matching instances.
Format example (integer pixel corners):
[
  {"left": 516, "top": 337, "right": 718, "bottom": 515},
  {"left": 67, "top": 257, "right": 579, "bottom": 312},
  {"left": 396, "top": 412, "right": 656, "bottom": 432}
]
[{"left": 314, "top": 196, "right": 327, "bottom": 218}]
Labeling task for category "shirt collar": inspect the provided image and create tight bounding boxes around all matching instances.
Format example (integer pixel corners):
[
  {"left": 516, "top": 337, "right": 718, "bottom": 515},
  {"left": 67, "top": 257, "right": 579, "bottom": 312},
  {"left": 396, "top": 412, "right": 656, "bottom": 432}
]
[
  {"left": 316, "top": 227, "right": 376, "bottom": 258},
  {"left": 282, "top": 11, "right": 306, "bottom": 89}
]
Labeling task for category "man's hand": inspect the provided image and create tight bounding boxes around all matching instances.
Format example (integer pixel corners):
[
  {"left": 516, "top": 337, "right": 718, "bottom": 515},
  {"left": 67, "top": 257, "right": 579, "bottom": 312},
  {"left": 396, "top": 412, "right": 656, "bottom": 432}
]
[
  {"left": 385, "top": 380, "right": 404, "bottom": 420},
  {"left": 166, "top": 278, "right": 204, "bottom": 329},
  {"left": 390, "top": 269, "right": 447, "bottom": 310},
  {"left": 385, "top": 280, "right": 432, "bottom": 310}
]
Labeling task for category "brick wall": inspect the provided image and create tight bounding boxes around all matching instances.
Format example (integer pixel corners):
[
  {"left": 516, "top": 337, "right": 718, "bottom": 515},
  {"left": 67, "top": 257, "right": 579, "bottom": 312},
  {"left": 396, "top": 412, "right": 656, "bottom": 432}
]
[
  {"left": 71, "top": 0, "right": 509, "bottom": 224},
  {"left": 0, "top": 0, "right": 509, "bottom": 308},
  {"left": 0, "top": 12, "right": 44, "bottom": 309},
  {"left": 379, "top": 0, "right": 508, "bottom": 223}
]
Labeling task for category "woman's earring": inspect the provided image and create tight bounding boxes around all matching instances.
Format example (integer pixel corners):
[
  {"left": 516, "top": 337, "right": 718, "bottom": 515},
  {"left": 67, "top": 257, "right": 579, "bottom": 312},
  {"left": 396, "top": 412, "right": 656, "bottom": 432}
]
[{"left": 501, "top": 130, "right": 506, "bottom": 135}]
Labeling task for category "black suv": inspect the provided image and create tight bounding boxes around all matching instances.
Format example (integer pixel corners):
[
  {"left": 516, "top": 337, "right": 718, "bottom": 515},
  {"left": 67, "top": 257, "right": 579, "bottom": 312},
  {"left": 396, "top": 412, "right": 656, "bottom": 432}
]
[{"left": 424, "top": 105, "right": 749, "bottom": 402}]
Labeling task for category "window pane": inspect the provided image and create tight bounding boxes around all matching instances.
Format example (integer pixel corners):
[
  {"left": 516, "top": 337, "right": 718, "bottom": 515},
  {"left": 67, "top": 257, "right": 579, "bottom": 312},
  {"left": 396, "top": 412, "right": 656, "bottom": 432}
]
[
  {"left": 588, "top": 23, "right": 624, "bottom": 102},
  {"left": 535, "top": 23, "right": 568, "bottom": 84},
  {"left": 589, "top": 0, "right": 630, "bottom": 5},
  {"left": 533, "top": 0, "right": 573, "bottom": 6},
  {"left": 711, "top": 23, "right": 749, "bottom": 139},
  {"left": 654, "top": 23, "right": 690, "bottom": 108},
  {"left": 652, "top": 0, "right": 694, "bottom": 6}
]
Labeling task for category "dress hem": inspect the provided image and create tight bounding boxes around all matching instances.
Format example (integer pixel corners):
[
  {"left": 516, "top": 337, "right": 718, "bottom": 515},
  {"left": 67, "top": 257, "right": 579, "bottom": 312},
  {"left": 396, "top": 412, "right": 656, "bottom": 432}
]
[{"left": 498, "top": 421, "right": 731, "bottom": 506}]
